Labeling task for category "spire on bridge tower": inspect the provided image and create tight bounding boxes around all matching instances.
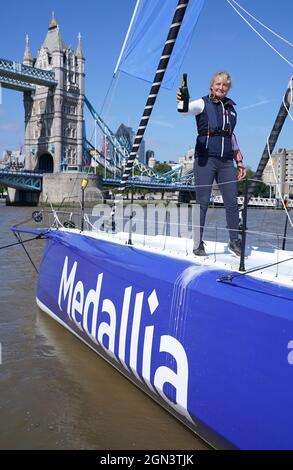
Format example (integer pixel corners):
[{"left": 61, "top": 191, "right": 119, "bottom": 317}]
[
  {"left": 49, "top": 11, "right": 58, "bottom": 30},
  {"left": 76, "top": 32, "right": 84, "bottom": 59},
  {"left": 24, "top": 15, "right": 85, "bottom": 174},
  {"left": 23, "top": 34, "right": 33, "bottom": 66},
  {"left": 42, "top": 12, "right": 66, "bottom": 52}
]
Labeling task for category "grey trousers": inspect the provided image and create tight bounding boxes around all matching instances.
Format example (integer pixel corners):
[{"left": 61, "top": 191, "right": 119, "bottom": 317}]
[{"left": 194, "top": 156, "right": 239, "bottom": 242}]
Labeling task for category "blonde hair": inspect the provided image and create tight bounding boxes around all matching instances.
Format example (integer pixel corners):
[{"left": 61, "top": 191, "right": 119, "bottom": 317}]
[{"left": 210, "top": 71, "right": 232, "bottom": 97}]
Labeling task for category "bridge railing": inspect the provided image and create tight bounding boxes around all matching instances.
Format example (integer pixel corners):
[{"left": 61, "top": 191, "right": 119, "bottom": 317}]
[
  {"left": 210, "top": 195, "right": 292, "bottom": 208},
  {"left": 0, "top": 57, "right": 57, "bottom": 86},
  {"left": 0, "top": 169, "right": 44, "bottom": 178}
]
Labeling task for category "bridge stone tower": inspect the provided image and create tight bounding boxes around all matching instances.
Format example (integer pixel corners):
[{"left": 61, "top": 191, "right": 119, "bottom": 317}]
[{"left": 23, "top": 14, "right": 85, "bottom": 173}]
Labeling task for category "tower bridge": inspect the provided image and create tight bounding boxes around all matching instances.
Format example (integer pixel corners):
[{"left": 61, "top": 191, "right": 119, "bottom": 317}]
[
  {"left": 0, "top": 14, "right": 213, "bottom": 205},
  {"left": 0, "top": 14, "right": 93, "bottom": 205}
]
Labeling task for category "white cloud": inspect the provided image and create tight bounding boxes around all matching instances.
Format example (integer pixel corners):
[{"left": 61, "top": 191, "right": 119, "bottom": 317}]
[
  {"left": 239, "top": 99, "right": 272, "bottom": 111},
  {"left": 150, "top": 119, "right": 174, "bottom": 129},
  {"left": 0, "top": 122, "right": 19, "bottom": 131}
]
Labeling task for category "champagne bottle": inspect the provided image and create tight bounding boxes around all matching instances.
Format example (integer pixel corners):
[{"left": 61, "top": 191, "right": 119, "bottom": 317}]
[{"left": 177, "top": 73, "right": 190, "bottom": 113}]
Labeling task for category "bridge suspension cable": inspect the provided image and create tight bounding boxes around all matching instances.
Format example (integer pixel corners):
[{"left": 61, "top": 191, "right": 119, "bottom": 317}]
[{"left": 84, "top": 96, "right": 181, "bottom": 181}]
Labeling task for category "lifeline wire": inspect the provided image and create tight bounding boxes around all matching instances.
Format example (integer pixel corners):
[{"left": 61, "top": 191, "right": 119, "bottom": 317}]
[{"left": 217, "top": 254, "right": 293, "bottom": 282}]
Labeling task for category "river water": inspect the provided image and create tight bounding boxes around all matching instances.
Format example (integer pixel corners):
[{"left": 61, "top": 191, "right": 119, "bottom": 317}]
[{"left": 0, "top": 203, "right": 292, "bottom": 450}]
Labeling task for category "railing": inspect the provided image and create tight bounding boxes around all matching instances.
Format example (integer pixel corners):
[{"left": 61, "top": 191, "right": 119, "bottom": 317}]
[
  {"left": 0, "top": 57, "right": 57, "bottom": 87},
  {"left": 0, "top": 170, "right": 43, "bottom": 191},
  {"left": 211, "top": 195, "right": 291, "bottom": 207},
  {"left": 0, "top": 75, "right": 36, "bottom": 92},
  {"left": 0, "top": 169, "right": 43, "bottom": 177},
  {"left": 102, "top": 177, "right": 196, "bottom": 191},
  {"left": 14, "top": 182, "right": 293, "bottom": 284}
]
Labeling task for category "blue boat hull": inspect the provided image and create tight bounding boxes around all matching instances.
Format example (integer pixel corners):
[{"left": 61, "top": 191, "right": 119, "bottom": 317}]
[{"left": 34, "top": 230, "right": 293, "bottom": 449}]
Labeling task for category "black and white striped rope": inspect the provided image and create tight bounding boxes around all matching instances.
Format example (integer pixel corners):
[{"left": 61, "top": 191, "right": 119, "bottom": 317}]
[{"left": 117, "top": 0, "right": 190, "bottom": 197}]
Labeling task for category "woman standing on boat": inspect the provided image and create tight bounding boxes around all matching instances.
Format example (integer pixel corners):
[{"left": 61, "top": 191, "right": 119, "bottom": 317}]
[{"left": 177, "top": 71, "right": 246, "bottom": 257}]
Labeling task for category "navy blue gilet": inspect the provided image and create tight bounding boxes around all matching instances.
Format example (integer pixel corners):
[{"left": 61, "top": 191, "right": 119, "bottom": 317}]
[{"left": 195, "top": 95, "right": 237, "bottom": 159}]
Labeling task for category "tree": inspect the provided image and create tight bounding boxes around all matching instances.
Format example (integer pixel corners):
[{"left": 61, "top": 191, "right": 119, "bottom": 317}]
[
  {"left": 237, "top": 167, "right": 270, "bottom": 197},
  {"left": 153, "top": 163, "right": 172, "bottom": 173}
]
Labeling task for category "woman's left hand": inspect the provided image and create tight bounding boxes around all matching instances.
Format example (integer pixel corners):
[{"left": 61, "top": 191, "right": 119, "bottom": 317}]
[{"left": 237, "top": 165, "right": 247, "bottom": 180}]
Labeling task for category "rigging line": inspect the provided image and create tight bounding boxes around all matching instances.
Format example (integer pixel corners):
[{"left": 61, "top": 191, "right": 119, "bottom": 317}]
[
  {"left": 194, "top": 178, "right": 239, "bottom": 188},
  {"left": 267, "top": 135, "right": 293, "bottom": 229},
  {"left": 101, "top": 70, "right": 121, "bottom": 121},
  {"left": 229, "top": 0, "right": 293, "bottom": 47},
  {"left": 266, "top": 76, "right": 293, "bottom": 228},
  {"left": 114, "top": 0, "right": 141, "bottom": 76},
  {"left": 88, "top": 115, "right": 96, "bottom": 148},
  {"left": 226, "top": 0, "right": 293, "bottom": 68},
  {"left": 194, "top": 177, "right": 270, "bottom": 189},
  {"left": 85, "top": 120, "right": 98, "bottom": 177},
  {"left": 93, "top": 71, "right": 121, "bottom": 164},
  {"left": 246, "top": 77, "right": 293, "bottom": 203},
  {"left": 99, "top": 75, "right": 116, "bottom": 117},
  {"left": 118, "top": 0, "right": 191, "bottom": 192},
  {"left": 12, "top": 232, "right": 44, "bottom": 273},
  {"left": 61, "top": 172, "right": 80, "bottom": 208},
  {"left": 217, "top": 254, "right": 293, "bottom": 282},
  {"left": 282, "top": 75, "right": 293, "bottom": 122},
  {"left": 0, "top": 234, "right": 47, "bottom": 251},
  {"left": 103, "top": 0, "right": 192, "bottom": 229}
]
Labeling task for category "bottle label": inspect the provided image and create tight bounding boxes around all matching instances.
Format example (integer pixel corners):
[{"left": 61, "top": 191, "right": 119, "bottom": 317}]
[{"left": 177, "top": 101, "right": 184, "bottom": 111}]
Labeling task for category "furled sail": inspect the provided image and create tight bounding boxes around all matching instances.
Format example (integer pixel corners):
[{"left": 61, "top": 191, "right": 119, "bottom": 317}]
[{"left": 114, "top": 0, "right": 205, "bottom": 90}]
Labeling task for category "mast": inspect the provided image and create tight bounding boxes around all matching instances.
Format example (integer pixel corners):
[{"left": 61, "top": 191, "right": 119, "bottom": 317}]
[
  {"left": 117, "top": 0, "right": 191, "bottom": 196},
  {"left": 247, "top": 76, "right": 293, "bottom": 200}
]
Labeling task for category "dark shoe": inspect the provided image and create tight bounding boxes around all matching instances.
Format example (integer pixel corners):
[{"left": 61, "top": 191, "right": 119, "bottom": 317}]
[
  {"left": 193, "top": 241, "right": 207, "bottom": 257},
  {"left": 228, "top": 239, "right": 242, "bottom": 257}
]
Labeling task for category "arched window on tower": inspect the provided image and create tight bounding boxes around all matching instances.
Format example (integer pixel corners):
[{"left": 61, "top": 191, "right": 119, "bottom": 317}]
[{"left": 39, "top": 101, "right": 45, "bottom": 114}]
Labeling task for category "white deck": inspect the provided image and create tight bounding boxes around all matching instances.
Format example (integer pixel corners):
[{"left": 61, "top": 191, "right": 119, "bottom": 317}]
[{"left": 63, "top": 228, "right": 293, "bottom": 289}]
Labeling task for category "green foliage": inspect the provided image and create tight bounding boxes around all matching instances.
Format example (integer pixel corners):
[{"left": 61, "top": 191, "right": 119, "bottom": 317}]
[
  {"left": 237, "top": 167, "right": 270, "bottom": 197},
  {"left": 89, "top": 165, "right": 113, "bottom": 178},
  {"left": 153, "top": 163, "right": 172, "bottom": 173}
]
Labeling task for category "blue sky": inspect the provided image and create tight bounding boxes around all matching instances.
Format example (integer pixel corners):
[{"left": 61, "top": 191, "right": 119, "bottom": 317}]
[{"left": 0, "top": 0, "right": 292, "bottom": 170}]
